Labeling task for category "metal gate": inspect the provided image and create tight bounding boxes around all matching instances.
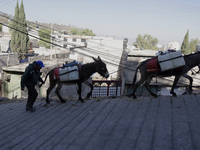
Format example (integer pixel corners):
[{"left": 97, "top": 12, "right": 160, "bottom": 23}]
[{"left": 92, "top": 80, "right": 121, "bottom": 97}]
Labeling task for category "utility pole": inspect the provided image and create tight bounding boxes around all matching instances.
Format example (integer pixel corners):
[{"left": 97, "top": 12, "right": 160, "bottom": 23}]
[
  {"left": 50, "top": 23, "right": 52, "bottom": 49},
  {"left": 50, "top": 24, "right": 53, "bottom": 60}
]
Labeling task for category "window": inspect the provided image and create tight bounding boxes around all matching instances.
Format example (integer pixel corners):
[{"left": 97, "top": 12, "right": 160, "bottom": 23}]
[
  {"left": 81, "top": 39, "right": 86, "bottom": 42},
  {"left": 64, "top": 38, "right": 68, "bottom": 41},
  {"left": 63, "top": 44, "right": 67, "bottom": 48},
  {"left": 72, "top": 38, "right": 77, "bottom": 42}
]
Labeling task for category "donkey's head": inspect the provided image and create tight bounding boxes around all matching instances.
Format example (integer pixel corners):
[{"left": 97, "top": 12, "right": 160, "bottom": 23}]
[{"left": 93, "top": 56, "right": 109, "bottom": 78}]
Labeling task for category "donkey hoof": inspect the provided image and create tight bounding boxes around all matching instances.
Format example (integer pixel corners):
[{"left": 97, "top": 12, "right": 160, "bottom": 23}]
[
  {"left": 61, "top": 100, "right": 66, "bottom": 103},
  {"left": 152, "top": 94, "right": 157, "bottom": 97},
  {"left": 79, "top": 99, "right": 84, "bottom": 103},
  {"left": 87, "top": 94, "right": 91, "bottom": 98},
  {"left": 189, "top": 90, "right": 193, "bottom": 94},
  {"left": 173, "top": 93, "right": 177, "bottom": 97}
]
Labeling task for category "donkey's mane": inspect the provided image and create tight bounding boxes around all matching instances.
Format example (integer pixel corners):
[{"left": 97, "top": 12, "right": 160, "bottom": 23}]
[
  {"left": 184, "top": 52, "right": 200, "bottom": 66},
  {"left": 82, "top": 62, "right": 95, "bottom": 67},
  {"left": 184, "top": 52, "right": 200, "bottom": 58},
  {"left": 81, "top": 62, "right": 96, "bottom": 71}
]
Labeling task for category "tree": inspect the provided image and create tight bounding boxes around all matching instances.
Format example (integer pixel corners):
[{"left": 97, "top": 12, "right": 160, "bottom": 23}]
[
  {"left": 10, "top": 1, "right": 30, "bottom": 60},
  {"left": 189, "top": 38, "right": 200, "bottom": 53},
  {"left": 38, "top": 28, "right": 51, "bottom": 48},
  {"left": 18, "top": 0, "right": 30, "bottom": 60},
  {"left": 135, "top": 34, "right": 159, "bottom": 50},
  {"left": 80, "top": 29, "right": 96, "bottom": 36},
  {"left": 10, "top": 1, "right": 20, "bottom": 53},
  {"left": 70, "top": 28, "right": 96, "bottom": 36},
  {"left": 181, "top": 30, "right": 189, "bottom": 54},
  {"left": 0, "top": 24, "right": 2, "bottom": 32},
  {"left": 70, "top": 28, "right": 79, "bottom": 35}
]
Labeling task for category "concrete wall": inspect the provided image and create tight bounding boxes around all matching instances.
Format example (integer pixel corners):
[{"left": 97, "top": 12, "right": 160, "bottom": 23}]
[
  {"left": 2, "top": 73, "right": 22, "bottom": 98},
  {"left": 0, "top": 35, "right": 11, "bottom": 53}
]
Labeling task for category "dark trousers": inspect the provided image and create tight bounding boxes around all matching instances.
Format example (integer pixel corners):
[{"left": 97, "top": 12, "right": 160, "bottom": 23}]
[{"left": 26, "top": 85, "right": 38, "bottom": 108}]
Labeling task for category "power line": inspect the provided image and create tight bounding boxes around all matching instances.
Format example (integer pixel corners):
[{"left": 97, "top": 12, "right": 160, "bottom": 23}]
[
  {"left": 0, "top": 22, "right": 65, "bottom": 49},
  {"left": 0, "top": 12, "right": 68, "bottom": 44},
  {"left": 0, "top": 11, "right": 129, "bottom": 64},
  {"left": 0, "top": 11, "right": 137, "bottom": 73},
  {"left": 1, "top": 21, "right": 135, "bottom": 72}
]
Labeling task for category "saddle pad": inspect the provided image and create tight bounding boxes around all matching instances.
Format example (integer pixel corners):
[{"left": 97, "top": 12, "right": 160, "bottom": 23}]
[
  {"left": 59, "top": 66, "right": 79, "bottom": 81},
  {"left": 53, "top": 68, "right": 60, "bottom": 80},
  {"left": 147, "top": 58, "right": 160, "bottom": 73}
]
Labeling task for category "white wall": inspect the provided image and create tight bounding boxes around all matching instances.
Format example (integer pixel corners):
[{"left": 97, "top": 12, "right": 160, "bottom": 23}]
[{"left": 72, "top": 36, "right": 124, "bottom": 80}]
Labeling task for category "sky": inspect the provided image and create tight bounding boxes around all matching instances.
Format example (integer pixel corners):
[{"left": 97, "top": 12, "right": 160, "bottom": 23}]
[{"left": 0, "top": 0, "right": 200, "bottom": 45}]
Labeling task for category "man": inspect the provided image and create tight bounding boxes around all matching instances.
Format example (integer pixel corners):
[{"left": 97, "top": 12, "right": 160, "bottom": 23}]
[{"left": 21, "top": 60, "right": 45, "bottom": 112}]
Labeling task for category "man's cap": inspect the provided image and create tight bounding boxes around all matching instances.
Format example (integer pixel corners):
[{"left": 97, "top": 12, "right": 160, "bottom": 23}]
[{"left": 36, "top": 60, "right": 45, "bottom": 68}]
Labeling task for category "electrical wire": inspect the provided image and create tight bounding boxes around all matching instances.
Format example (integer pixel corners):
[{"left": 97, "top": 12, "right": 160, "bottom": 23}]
[
  {"left": 0, "top": 11, "right": 137, "bottom": 73},
  {"left": 0, "top": 11, "right": 131, "bottom": 65}
]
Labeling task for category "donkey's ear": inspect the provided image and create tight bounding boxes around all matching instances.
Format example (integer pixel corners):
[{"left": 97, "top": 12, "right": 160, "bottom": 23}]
[
  {"left": 92, "top": 57, "right": 98, "bottom": 61},
  {"left": 98, "top": 56, "right": 102, "bottom": 61}
]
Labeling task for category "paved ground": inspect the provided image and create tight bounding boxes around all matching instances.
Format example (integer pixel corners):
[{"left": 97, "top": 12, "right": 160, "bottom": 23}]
[{"left": 1, "top": 94, "right": 200, "bottom": 150}]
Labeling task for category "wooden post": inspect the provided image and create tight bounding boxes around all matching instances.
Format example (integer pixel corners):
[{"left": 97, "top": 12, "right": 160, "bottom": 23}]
[{"left": 107, "top": 82, "right": 110, "bottom": 96}]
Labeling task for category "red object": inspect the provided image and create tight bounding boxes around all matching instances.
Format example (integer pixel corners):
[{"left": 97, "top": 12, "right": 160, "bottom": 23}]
[
  {"left": 147, "top": 58, "right": 160, "bottom": 73},
  {"left": 53, "top": 68, "right": 60, "bottom": 80}
]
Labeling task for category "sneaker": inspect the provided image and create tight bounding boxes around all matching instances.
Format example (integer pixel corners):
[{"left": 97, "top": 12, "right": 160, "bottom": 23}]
[{"left": 26, "top": 107, "right": 35, "bottom": 112}]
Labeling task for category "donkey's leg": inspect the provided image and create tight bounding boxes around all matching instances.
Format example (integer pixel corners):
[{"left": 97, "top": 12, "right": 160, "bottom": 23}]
[
  {"left": 46, "top": 81, "right": 57, "bottom": 104},
  {"left": 144, "top": 76, "right": 157, "bottom": 97},
  {"left": 84, "top": 80, "right": 93, "bottom": 98},
  {"left": 182, "top": 74, "right": 193, "bottom": 94},
  {"left": 78, "top": 82, "right": 84, "bottom": 102},
  {"left": 132, "top": 77, "right": 146, "bottom": 99},
  {"left": 170, "top": 75, "right": 181, "bottom": 97},
  {"left": 55, "top": 83, "right": 66, "bottom": 103}
]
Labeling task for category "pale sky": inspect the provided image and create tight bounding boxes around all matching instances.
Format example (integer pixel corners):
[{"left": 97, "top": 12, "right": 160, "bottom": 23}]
[{"left": 1, "top": 0, "right": 200, "bottom": 45}]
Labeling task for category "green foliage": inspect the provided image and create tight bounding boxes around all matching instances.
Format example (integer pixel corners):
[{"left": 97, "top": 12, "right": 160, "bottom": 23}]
[
  {"left": 18, "top": 1, "right": 30, "bottom": 60},
  {"left": 189, "top": 38, "right": 200, "bottom": 53},
  {"left": 70, "top": 28, "right": 79, "bottom": 35},
  {"left": 38, "top": 28, "right": 51, "bottom": 49},
  {"left": 70, "top": 28, "right": 96, "bottom": 36},
  {"left": 135, "top": 34, "right": 159, "bottom": 50},
  {"left": 0, "top": 24, "right": 2, "bottom": 32},
  {"left": 10, "top": 1, "right": 19, "bottom": 54},
  {"left": 181, "top": 30, "right": 189, "bottom": 54},
  {"left": 10, "top": 1, "right": 30, "bottom": 60},
  {"left": 80, "top": 29, "right": 96, "bottom": 36}
]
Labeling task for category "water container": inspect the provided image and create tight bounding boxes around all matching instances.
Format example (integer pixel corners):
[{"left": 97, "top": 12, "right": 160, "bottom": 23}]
[
  {"left": 170, "top": 50, "right": 185, "bottom": 68},
  {"left": 158, "top": 50, "right": 185, "bottom": 72},
  {"left": 158, "top": 53, "right": 173, "bottom": 72},
  {"left": 59, "top": 66, "right": 79, "bottom": 81}
]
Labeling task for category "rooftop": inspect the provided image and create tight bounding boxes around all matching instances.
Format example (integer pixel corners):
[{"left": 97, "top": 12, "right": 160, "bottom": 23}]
[{"left": 1, "top": 94, "right": 200, "bottom": 149}]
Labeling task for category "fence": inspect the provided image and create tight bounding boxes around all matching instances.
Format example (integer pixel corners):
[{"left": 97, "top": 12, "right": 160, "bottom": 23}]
[{"left": 92, "top": 80, "right": 121, "bottom": 97}]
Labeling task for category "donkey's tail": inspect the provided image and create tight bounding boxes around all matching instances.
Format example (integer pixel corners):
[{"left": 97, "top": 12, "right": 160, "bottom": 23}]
[
  {"left": 39, "top": 71, "right": 51, "bottom": 88},
  {"left": 132, "top": 61, "right": 146, "bottom": 86},
  {"left": 132, "top": 66, "right": 139, "bottom": 86},
  {"left": 44, "top": 71, "right": 51, "bottom": 82}
]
